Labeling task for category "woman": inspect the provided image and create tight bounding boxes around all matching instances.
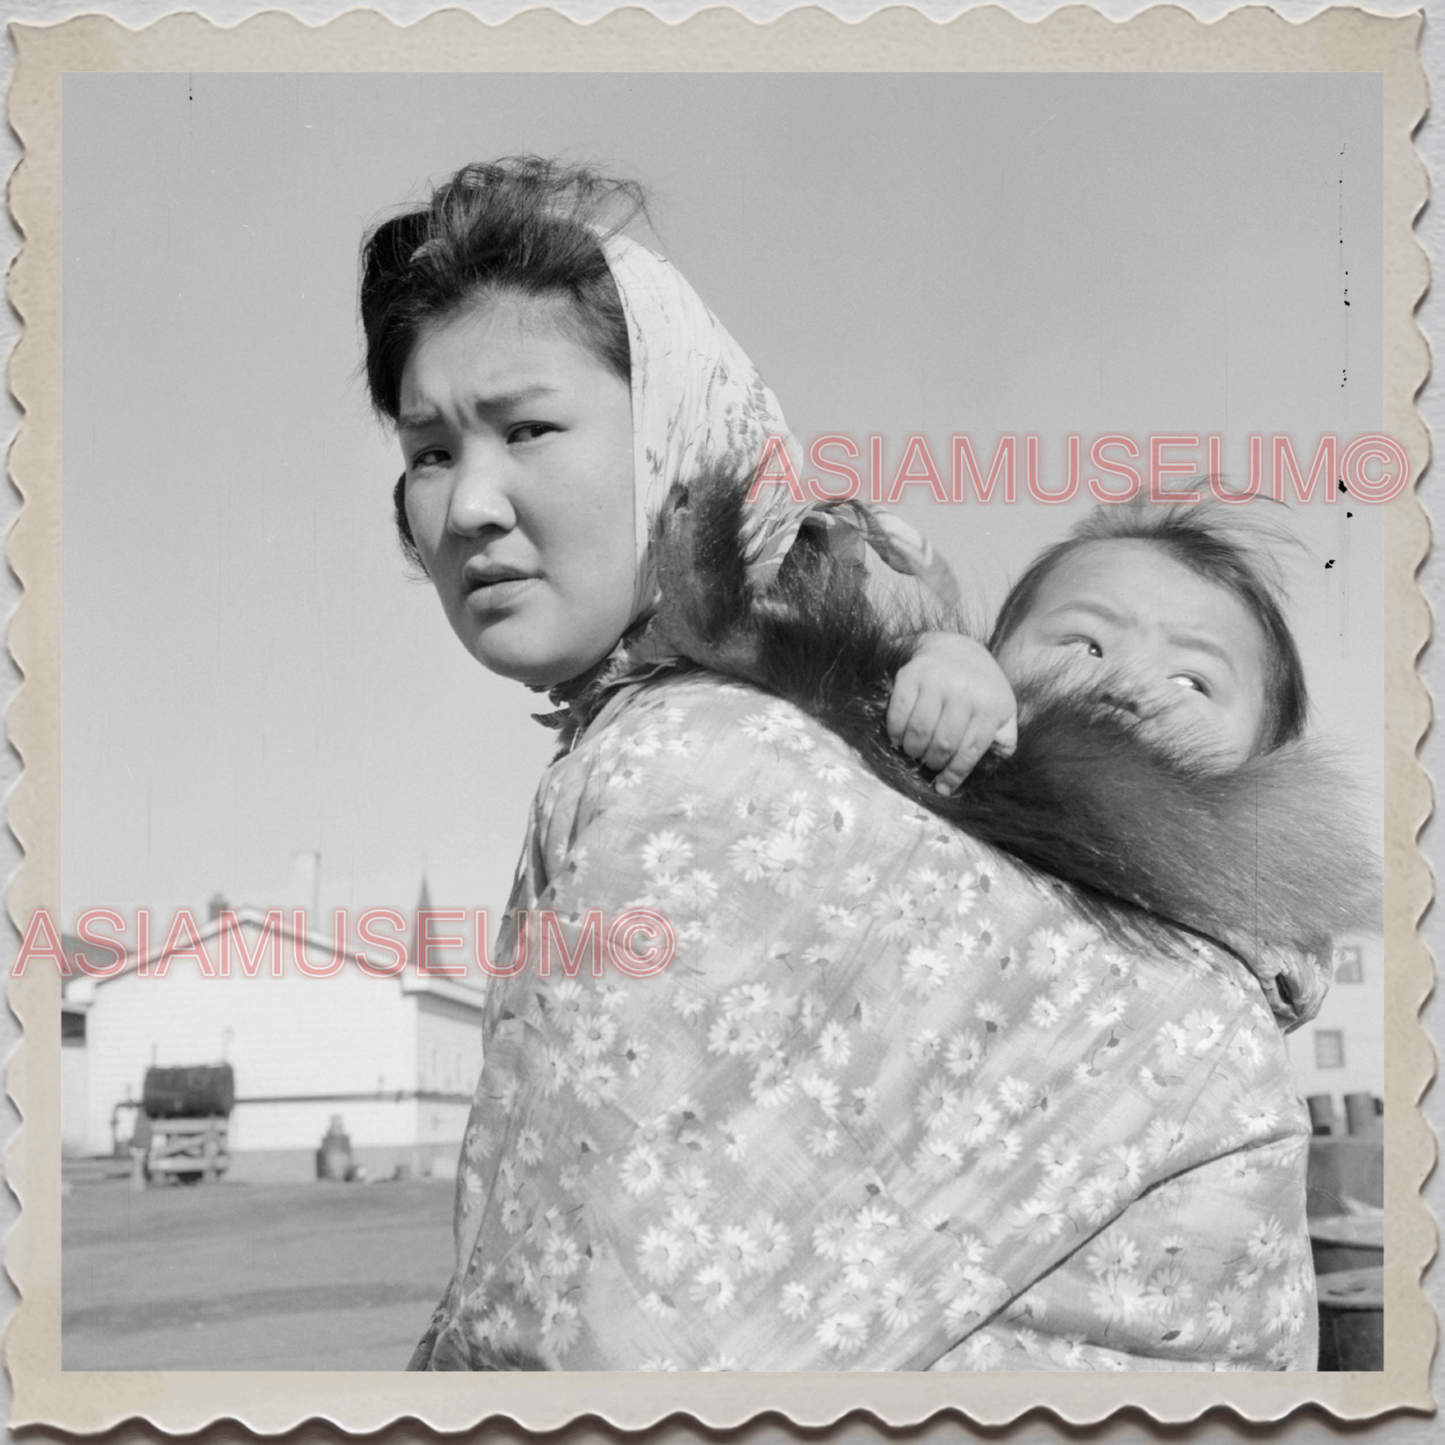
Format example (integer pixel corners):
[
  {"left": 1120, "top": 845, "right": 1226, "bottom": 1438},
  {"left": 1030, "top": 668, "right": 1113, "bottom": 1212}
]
[{"left": 361, "top": 159, "right": 1368, "bottom": 1371}]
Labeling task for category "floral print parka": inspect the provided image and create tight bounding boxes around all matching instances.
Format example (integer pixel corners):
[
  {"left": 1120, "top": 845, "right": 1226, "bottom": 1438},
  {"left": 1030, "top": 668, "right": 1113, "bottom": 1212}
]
[{"left": 411, "top": 676, "right": 1319, "bottom": 1372}]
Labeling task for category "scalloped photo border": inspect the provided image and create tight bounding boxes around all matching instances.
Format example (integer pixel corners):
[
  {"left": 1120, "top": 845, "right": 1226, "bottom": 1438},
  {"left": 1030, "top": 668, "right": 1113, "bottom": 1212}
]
[{"left": 4, "top": 3, "right": 1434, "bottom": 1433}]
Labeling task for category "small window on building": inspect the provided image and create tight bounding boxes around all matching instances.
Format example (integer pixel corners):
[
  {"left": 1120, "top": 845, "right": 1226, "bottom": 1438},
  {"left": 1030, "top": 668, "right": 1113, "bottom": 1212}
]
[
  {"left": 61, "top": 1010, "right": 86, "bottom": 1044},
  {"left": 1334, "top": 944, "right": 1364, "bottom": 985},
  {"left": 1315, "top": 1029, "right": 1345, "bottom": 1070}
]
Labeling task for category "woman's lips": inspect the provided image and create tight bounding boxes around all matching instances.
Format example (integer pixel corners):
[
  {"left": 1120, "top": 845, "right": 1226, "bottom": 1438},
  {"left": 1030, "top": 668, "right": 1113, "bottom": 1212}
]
[{"left": 464, "top": 573, "right": 539, "bottom": 614}]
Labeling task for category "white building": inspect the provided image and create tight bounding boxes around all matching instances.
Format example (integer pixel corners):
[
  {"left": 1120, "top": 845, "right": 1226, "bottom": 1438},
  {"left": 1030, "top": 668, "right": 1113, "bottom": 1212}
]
[
  {"left": 61, "top": 906, "right": 486, "bottom": 1182},
  {"left": 1285, "top": 933, "right": 1386, "bottom": 1132}
]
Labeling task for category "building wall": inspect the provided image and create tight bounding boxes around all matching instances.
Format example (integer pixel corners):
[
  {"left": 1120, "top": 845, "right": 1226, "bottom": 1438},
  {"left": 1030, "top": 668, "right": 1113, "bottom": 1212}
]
[
  {"left": 61, "top": 1040, "right": 89, "bottom": 1156},
  {"left": 414, "top": 991, "right": 485, "bottom": 1098},
  {"left": 78, "top": 925, "right": 439, "bottom": 1156},
  {"left": 226, "top": 1096, "right": 420, "bottom": 1155},
  {"left": 411, "top": 991, "right": 486, "bottom": 1162},
  {"left": 1286, "top": 933, "right": 1385, "bottom": 1128}
]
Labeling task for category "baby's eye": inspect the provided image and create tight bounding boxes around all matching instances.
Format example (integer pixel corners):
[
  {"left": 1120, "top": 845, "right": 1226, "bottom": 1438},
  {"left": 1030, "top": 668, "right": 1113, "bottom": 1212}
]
[
  {"left": 1170, "top": 674, "right": 1209, "bottom": 696},
  {"left": 508, "top": 422, "right": 557, "bottom": 444}
]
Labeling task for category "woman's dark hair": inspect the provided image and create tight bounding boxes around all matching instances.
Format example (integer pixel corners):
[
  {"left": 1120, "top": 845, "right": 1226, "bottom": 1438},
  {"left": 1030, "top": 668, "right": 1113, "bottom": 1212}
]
[
  {"left": 360, "top": 157, "right": 646, "bottom": 565},
  {"left": 988, "top": 499, "right": 1308, "bottom": 752}
]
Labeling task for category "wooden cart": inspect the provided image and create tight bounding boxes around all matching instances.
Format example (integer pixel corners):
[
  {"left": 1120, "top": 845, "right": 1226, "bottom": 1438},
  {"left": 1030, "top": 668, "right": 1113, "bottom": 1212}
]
[
  {"left": 142, "top": 1115, "right": 230, "bottom": 1183},
  {"left": 137, "top": 1065, "right": 234, "bottom": 1185}
]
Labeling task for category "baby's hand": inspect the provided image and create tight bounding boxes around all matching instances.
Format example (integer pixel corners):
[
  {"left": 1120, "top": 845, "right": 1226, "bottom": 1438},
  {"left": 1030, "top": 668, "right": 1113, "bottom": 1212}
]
[{"left": 886, "top": 632, "right": 1019, "bottom": 794}]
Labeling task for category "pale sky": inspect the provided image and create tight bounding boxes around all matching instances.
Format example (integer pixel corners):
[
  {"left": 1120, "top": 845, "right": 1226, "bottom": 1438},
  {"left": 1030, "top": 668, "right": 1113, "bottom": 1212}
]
[{"left": 62, "top": 72, "right": 1384, "bottom": 929}]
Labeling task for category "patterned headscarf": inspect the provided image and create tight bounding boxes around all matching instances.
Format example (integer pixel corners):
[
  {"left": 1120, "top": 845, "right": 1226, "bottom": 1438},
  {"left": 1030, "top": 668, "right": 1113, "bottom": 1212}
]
[
  {"left": 603, "top": 233, "right": 801, "bottom": 616},
  {"left": 537, "top": 234, "right": 958, "bottom": 733},
  {"left": 602, "top": 232, "right": 959, "bottom": 623}
]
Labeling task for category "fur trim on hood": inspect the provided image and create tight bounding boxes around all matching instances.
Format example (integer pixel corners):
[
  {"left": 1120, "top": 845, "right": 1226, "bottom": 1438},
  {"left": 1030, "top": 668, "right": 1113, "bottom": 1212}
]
[{"left": 637, "top": 472, "right": 1380, "bottom": 1029}]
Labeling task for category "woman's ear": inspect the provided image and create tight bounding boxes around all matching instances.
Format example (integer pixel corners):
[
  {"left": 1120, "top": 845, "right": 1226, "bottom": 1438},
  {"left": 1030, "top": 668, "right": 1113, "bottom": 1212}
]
[{"left": 393, "top": 473, "right": 426, "bottom": 572}]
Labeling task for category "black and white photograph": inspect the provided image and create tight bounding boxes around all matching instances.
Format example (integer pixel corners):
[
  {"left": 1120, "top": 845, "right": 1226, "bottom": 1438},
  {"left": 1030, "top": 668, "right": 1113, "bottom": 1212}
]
[{"left": 7, "top": 7, "right": 1430, "bottom": 1428}]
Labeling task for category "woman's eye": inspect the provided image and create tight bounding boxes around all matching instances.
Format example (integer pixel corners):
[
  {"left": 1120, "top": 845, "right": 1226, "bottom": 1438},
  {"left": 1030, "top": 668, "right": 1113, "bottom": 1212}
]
[
  {"left": 409, "top": 448, "right": 449, "bottom": 470},
  {"left": 1062, "top": 636, "right": 1103, "bottom": 659}
]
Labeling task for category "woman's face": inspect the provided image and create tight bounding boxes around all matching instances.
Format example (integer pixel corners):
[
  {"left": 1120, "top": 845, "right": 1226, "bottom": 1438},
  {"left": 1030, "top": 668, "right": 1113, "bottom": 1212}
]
[{"left": 398, "top": 293, "right": 637, "bottom": 687}]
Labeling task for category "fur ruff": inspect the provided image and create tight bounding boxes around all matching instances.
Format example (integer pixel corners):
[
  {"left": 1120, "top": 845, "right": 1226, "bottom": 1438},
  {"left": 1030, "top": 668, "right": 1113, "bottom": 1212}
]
[{"left": 648, "top": 475, "right": 1381, "bottom": 963}]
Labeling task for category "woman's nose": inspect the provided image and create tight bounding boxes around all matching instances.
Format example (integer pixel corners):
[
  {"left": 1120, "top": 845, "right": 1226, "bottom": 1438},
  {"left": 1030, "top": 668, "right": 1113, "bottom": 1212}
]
[{"left": 445, "top": 452, "right": 515, "bottom": 536}]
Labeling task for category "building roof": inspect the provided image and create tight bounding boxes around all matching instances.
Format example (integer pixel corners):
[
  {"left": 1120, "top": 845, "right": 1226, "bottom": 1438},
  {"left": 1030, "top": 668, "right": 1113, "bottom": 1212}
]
[{"left": 60, "top": 907, "right": 487, "bottom": 1011}]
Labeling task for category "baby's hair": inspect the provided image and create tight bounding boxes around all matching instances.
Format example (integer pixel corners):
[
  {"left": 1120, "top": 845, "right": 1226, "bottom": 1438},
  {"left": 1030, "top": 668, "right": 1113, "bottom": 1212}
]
[{"left": 988, "top": 497, "right": 1308, "bottom": 752}]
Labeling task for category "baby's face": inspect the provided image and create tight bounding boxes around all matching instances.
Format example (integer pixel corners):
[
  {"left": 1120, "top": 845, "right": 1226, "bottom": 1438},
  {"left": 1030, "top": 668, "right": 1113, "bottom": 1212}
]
[{"left": 996, "top": 539, "right": 1270, "bottom": 768}]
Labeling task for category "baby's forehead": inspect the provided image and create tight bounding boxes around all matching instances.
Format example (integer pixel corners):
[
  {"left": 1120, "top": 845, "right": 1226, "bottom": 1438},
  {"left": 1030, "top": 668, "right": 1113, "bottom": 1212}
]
[{"left": 1028, "top": 538, "right": 1242, "bottom": 621}]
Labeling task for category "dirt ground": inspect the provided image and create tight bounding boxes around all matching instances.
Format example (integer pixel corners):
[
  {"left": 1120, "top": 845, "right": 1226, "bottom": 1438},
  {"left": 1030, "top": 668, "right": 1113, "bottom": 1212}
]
[{"left": 62, "top": 1162, "right": 455, "bottom": 1370}]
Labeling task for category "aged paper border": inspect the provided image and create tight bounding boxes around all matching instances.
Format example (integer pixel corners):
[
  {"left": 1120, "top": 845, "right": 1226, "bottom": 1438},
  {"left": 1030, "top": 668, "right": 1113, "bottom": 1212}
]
[{"left": 5, "top": 3, "right": 1433, "bottom": 1433}]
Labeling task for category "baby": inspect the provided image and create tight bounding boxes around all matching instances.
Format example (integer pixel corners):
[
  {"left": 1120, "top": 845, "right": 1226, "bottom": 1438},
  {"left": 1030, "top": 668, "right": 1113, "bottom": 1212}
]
[
  {"left": 649, "top": 470, "right": 1372, "bottom": 974},
  {"left": 884, "top": 499, "right": 1389, "bottom": 1039},
  {"left": 889, "top": 501, "right": 1307, "bottom": 791}
]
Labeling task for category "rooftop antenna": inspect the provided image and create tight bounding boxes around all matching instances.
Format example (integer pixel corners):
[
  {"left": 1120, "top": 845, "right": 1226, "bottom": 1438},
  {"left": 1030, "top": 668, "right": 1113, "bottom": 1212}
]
[
  {"left": 411, "top": 872, "right": 434, "bottom": 971},
  {"left": 291, "top": 850, "right": 321, "bottom": 924}
]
